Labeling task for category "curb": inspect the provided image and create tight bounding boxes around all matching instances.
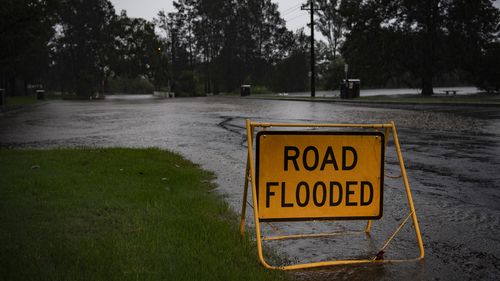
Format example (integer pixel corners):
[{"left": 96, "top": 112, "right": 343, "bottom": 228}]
[{"left": 246, "top": 96, "right": 500, "bottom": 107}]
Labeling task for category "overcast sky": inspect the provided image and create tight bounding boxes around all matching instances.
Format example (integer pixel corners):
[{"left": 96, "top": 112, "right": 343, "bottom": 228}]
[
  {"left": 110, "top": 0, "right": 500, "bottom": 35},
  {"left": 110, "top": 0, "right": 310, "bottom": 32}
]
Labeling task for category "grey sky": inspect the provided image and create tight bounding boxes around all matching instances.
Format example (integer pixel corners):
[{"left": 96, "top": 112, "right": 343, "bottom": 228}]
[
  {"left": 109, "top": 0, "right": 309, "bottom": 32},
  {"left": 110, "top": 0, "right": 500, "bottom": 37}
]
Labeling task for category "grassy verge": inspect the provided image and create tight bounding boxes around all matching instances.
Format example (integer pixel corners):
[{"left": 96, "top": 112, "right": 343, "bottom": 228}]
[
  {"left": 1, "top": 93, "right": 99, "bottom": 107},
  {"left": 0, "top": 148, "right": 286, "bottom": 281},
  {"left": 2, "top": 93, "right": 64, "bottom": 107},
  {"left": 357, "top": 93, "right": 500, "bottom": 104},
  {"left": 3, "top": 95, "right": 39, "bottom": 107},
  {"left": 248, "top": 93, "right": 500, "bottom": 106}
]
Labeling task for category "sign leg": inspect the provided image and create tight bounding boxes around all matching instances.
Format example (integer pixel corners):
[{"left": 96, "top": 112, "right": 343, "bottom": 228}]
[
  {"left": 390, "top": 122, "right": 425, "bottom": 259},
  {"left": 365, "top": 220, "right": 372, "bottom": 233},
  {"left": 239, "top": 159, "right": 250, "bottom": 236}
]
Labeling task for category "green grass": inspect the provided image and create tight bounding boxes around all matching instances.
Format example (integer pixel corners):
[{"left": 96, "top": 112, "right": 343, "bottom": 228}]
[
  {"left": 0, "top": 148, "right": 286, "bottom": 281},
  {"left": 249, "top": 93, "right": 500, "bottom": 105},
  {"left": 2, "top": 93, "right": 87, "bottom": 107},
  {"left": 3, "top": 95, "right": 39, "bottom": 106},
  {"left": 356, "top": 93, "right": 500, "bottom": 104}
]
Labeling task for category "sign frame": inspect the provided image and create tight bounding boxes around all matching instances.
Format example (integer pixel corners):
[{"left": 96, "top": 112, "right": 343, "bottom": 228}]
[
  {"left": 255, "top": 131, "right": 385, "bottom": 221},
  {"left": 239, "top": 120, "right": 425, "bottom": 271}
]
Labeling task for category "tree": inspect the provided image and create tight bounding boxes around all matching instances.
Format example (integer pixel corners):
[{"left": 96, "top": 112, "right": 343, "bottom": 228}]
[
  {"left": 3, "top": 0, "right": 314, "bottom": 97},
  {"left": 191, "top": 0, "right": 227, "bottom": 93},
  {"left": 476, "top": 42, "right": 500, "bottom": 92},
  {"left": 155, "top": 0, "right": 295, "bottom": 95},
  {"left": 338, "top": 0, "right": 500, "bottom": 95},
  {"left": 315, "top": 0, "right": 345, "bottom": 59},
  {"left": 114, "top": 12, "right": 163, "bottom": 89},
  {"left": 0, "top": 0, "right": 57, "bottom": 96},
  {"left": 52, "top": 0, "right": 116, "bottom": 97},
  {"left": 271, "top": 29, "right": 310, "bottom": 92},
  {"left": 156, "top": 2, "right": 200, "bottom": 94},
  {"left": 444, "top": 0, "right": 500, "bottom": 89},
  {"left": 237, "top": 0, "right": 290, "bottom": 87},
  {"left": 339, "top": 0, "right": 401, "bottom": 87}
]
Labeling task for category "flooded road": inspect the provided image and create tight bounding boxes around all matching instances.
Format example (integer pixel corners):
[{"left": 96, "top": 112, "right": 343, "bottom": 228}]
[
  {"left": 275, "top": 86, "right": 480, "bottom": 97},
  {"left": 1, "top": 95, "right": 499, "bottom": 280}
]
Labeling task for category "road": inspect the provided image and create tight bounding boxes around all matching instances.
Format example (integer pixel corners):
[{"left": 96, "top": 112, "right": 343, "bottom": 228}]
[
  {"left": 272, "top": 86, "right": 479, "bottom": 97},
  {"left": 1, "top": 95, "right": 499, "bottom": 280}
]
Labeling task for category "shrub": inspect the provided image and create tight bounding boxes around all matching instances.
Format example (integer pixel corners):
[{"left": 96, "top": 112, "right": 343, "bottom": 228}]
[
  {"left": 251, "top": 85, "right": 272, "bottom": 95},
  {"left": 108, "top": 77, "right": 154, "bottom": 95}
]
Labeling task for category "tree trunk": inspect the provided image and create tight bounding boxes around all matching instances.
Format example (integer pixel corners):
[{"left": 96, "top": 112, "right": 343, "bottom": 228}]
[
  {"left": 1, "top": 72, "right": 5, "bottom": 91},
  {"left": 420, "top": 0, "right": 438, "bottom": 96},
  {"left": 24, "top": 77, "right": 28, "bottom": 96}
]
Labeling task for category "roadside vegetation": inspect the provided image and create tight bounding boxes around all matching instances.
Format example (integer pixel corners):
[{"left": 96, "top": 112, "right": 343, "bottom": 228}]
[
  {"left": 0, "top": 148, "right": 286, "bottom": 281},
  {"left": 2, "top": 95, "right": 39, "bottom": 107},
  {"left": 356, "top": 93, "right": 500, "bottom": 105},
  {"left": 1, "top": 93, "right": 79, "bottom": 108},
  {"left": 250, "top": 92, "right": 500, "bottom": 106},
  {"left": 2, "top": 1, "right": 499, "bottom": 98}
]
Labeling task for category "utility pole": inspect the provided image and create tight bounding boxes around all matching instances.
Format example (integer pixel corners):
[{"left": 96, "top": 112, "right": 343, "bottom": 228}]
[{"left": 302, "top": 1, "right": 322, "bottom": 98}]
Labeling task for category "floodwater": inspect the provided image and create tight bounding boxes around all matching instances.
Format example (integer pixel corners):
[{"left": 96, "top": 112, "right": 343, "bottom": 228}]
[{"left": 1, "top": 95, "right": 499, "bottom": 280}]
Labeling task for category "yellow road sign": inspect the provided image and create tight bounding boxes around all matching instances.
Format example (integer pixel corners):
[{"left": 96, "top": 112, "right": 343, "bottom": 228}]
[
  {"left": 256, "top": 132, "right": 384, "bottom": 221},
  {"left": 240, "top": 121, "right": 424, "bottom": 270}
]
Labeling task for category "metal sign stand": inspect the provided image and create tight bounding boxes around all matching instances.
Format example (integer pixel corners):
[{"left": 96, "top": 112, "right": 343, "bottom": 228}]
[{"left": 239, "top": 120, "right": 424, "bottom": 270}]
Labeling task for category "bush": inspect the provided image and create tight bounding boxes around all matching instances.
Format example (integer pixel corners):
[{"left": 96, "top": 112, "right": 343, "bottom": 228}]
[
  {"left": 251, "top": 85, "right": 272, "bottom": 95},
  {"left": 175, "top": 71, "right": 197, "bottom": 96},
  {"left": 323, "top": 57, "right": 346, "bottom": 90},
  {"left": 108, "top": 77, "right": 154, "bottom": 95},
  {"left": 475, "top": 43, "right": 500, "bottom": 92},
  {"left": 76, "top": 71, "right": 97, "bottom": 97}
]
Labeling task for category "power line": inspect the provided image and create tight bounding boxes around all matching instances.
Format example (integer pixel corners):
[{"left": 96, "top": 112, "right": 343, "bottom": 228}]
[
  {"left": 281, "top": 3, "right": 302, "bottom": 14},
  {"left": 281, "top": 6, "right": 302, "bottom": 17},
  {"left": 285, "top": 12, "right": 308, "bottom": 23}
]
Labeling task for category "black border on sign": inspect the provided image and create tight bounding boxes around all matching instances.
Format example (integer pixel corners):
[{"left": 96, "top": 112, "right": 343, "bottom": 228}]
[{"left": 255, "top": 131, "right": 385, "bottom": 222}]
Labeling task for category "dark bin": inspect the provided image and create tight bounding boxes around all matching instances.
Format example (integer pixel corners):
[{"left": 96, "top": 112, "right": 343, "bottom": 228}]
[
  {"left": 340, "top": 79, "right": 360, "bottom": 99},
  {"left": 0, "top": 89, "right": 4, "bottom": 106},
  {"left": 240, "top": 85, "right": 251, "bottom": 96},
  {"left": 340, "top": 82, "right": 348, "bottom": 99},
  {"left": 36, "top": 89, "right": 45, "bottom": 100}
]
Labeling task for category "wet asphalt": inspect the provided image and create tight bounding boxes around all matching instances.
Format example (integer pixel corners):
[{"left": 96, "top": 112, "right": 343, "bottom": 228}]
[{"left": 1, "top": 95, "right": 499, "bottom": 280}]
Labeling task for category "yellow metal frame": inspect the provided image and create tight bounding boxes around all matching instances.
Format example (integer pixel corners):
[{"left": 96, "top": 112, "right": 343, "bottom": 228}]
[{"left": 239, "top": 120, "right": 424, "bottom": 270}]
